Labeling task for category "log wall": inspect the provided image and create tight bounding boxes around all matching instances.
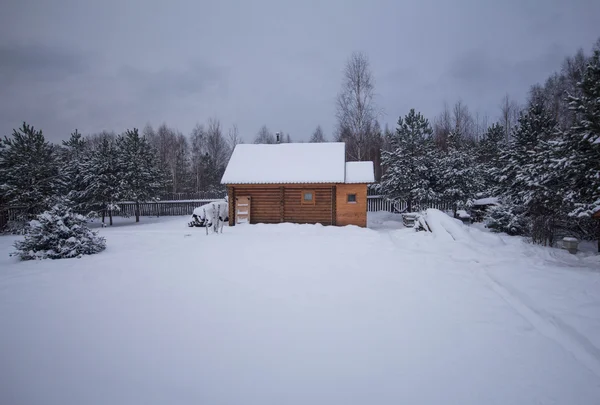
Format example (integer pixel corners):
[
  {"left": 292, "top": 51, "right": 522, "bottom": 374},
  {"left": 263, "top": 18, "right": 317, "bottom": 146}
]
[
  {"left": 228, "top": 184, "right": 336, "bottom": 226},
  {"left": 283, "top": 186, "right": 334, "bottom": 225},
  {"left": 336, "top": 183, "right": 368, "bottom": 227}
]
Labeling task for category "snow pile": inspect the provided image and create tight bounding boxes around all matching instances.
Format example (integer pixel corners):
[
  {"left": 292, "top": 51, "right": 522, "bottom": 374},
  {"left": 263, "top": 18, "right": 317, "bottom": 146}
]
[
  {"left": 367, "top": 211, "right": 404, "bottom": 230},
  {"left": 12, "top": 204, "right": 106, "bottom": 260},
  {"left": 472, "top": 197, "right": 499, "bottom": 206},
  {"left": 1, "top": 214, "right": 600, "bottom": 404},
  {"left": 189, "top": 199, "right": 228, "bottom": 227},
  {"left": 422, "top": 208, "right": 473, "bottom": 242},
  {"left": 455, "top": 209, "right": 471, "bottom": 219}
]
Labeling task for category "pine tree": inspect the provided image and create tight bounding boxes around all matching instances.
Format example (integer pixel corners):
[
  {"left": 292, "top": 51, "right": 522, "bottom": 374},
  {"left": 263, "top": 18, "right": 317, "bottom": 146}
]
[
  {"left": 13, "top": 202, "right": 106, "bottom": 260},
  {"left": 438, "top": 130, "right": 482, "bottom": 215},
  {"left": 0, "top": 122, "right": 59, "bottom": 219},
  {"left": 59, "top": 129, "right": 91, "bottom": 212},
  {"left": 493, "top": 98, "right": 560, "bottom": 243},
  {"left": 560, "top": 48, "right": 600, "bottom": 217},
  {"left": 117, "top": 128, "right": 166, "bottom": 222},
  {"left": 476, "top": 123, "right": 506, "bottom": 195},
  {"left": 485, "top": 200, "right": 530, "bottom": 236},
  {"left": 380, "top": 109, "right": 437, "bottom": 211},
  {"left": 83, "top": 137, "right": 122, "bottom": 225}
]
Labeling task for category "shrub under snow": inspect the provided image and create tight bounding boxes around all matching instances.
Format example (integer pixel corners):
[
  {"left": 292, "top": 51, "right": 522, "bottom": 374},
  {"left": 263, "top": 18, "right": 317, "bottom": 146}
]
[
  {"left": 485, "top": 202, "right": 530, "bottom": 236},
  {"left": 13, "top": 204, "right": 106, "bottom": 260}
]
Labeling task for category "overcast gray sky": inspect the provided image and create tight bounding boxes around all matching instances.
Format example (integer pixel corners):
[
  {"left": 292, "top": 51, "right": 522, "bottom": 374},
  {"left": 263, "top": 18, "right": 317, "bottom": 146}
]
[{"left": 1, "top": 0, "right": 599, "bottom": 143}]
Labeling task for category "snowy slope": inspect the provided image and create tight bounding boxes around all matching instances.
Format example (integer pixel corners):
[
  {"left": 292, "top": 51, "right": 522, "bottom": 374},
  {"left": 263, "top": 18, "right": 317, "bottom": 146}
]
[{"left": 1, "top": 214, "right": 600, "bottom": 405}]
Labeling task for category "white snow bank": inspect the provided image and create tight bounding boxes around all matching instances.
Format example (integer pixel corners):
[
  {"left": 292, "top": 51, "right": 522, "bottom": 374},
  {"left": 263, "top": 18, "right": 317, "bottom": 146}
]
[
  {"left": 345, "top": 161, "right": 375, "bottom": 183},
  {"left": 423, "top": 208, "right": 473, "bottom": 242},
  {"left": 456, "top": 209, "right": 471, "bottom": 219},
  {"left": 191, "top": 200, "right": 228, "bottom": 222},
  {"left": 367, "top": 211, "right": 405, "bottom": 230},
  {"left": 1, "top": 215, "right": 600, "bottom": 404},
  {"left": 473, "top": 197, "right": 499, "bottom": 206}
]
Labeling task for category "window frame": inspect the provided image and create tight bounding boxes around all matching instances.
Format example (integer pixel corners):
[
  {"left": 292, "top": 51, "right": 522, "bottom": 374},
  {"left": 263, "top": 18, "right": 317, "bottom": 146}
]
[
  {"left": 347, "top": 193, "right": 357, "bottom": 204},
  {"left": 301, "top": 190, "right": 316, "bottom": 205}
]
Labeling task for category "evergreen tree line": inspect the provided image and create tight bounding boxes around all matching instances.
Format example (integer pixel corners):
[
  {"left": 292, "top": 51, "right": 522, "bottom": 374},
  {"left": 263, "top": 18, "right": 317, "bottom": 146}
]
[
  {"left": 0, "top": 126, "right": 166, "bottom": 224},
  {"left": 380, "top": 39, "right": 600, "bottom": 244}
]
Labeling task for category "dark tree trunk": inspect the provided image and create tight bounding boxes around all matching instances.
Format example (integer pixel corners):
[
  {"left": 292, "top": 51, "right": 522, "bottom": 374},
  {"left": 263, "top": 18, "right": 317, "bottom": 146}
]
[
  {"left": 109, "top": 208, "right": 113, "bottom": 226},
  {"left": 597, "top": 220, "right": 600, "bottom": 253},
  {"left": 135, "top": 201, "right": 140, "bottom": 223}
]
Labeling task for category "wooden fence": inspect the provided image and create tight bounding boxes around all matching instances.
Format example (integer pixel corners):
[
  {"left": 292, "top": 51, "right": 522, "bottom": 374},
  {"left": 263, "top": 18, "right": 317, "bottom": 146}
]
[
  {"left": 0, "top": 200, "right": 216, "bottom": 230},
  {"left": 158, "top": 191, "right": 225, "bottom": 201},
  {"left": 0, "top": 206, "right": 29, "bottom": 230},
  {"left": 367, "top": 196, "right": 454, "bottom": 213},
  {"left": 116, "top": 200, "right": 214, "bottom": 217},
  {"left": 3, "top": 196, "right": 455, "bottom": 230}
]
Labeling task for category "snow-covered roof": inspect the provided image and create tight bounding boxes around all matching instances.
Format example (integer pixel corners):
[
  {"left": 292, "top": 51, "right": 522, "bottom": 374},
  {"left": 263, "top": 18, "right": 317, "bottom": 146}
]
[
  {"left": 221, "top": 143, "right": 375, "bottom": 184},
  {"left": 472, "top": 197, "right": 499, "bottom": 206},
  {"left": 345, "top": 162, "right": 375, "bottom": 184},
  {"left": 222, "top": 143, "right": 346, "bottom": 184}
]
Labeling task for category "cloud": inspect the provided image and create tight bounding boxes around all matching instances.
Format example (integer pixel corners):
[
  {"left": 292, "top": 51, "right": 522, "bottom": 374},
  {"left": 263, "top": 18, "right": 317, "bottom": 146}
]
[
  {"left": 0, "top": 44, "right": 90, "bottom": 85},
  {"left": 0, "top": 43, "right": 228, "bottom": 140},
  {"left": 116, "top": 62, "right": 226, "bottom": 101},
  {"left": 1, "top": 0, "right": 600, "bottom": 142}
]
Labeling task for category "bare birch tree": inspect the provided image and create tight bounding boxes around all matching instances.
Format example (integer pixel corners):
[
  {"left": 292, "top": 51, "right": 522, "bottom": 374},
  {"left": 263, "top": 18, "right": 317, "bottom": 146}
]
[
  {"left": 227, "top": 124, "right": 242, "bottom": 155},
  {"left": 335, "top": 52, "right": 377, "bottom": 160},
  {"left": 254, "top": 125, "right": 276, "bottom": 144},
  {"left": 190, "top": 123, "right": 205, "bottom": 192},
  {"left": 500, "top": 94, "right": 521, "bottom": 141},
  {"left": 310, "top": 125, "right": 326, "bottom": 142},
  {"left": 205, "top": 117, "right": 229, "bottom": 170},
  {"left": 433, "top": 102, "right": 452, "bottom": 150}
]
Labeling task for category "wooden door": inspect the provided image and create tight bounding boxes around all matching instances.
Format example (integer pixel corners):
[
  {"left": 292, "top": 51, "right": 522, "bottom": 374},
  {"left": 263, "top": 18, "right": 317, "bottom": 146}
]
[{"left": 235, "top": 196, "right": 251, "bottom": 224}]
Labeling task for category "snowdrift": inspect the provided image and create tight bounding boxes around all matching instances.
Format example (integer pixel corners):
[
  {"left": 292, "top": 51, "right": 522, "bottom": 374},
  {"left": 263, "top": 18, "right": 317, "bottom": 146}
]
[
  {"left": 422, "top": 209, "right": 472, "bottom": 242},
  {"left": 189, "top": 200, "right": 228, "bottom": 227}
]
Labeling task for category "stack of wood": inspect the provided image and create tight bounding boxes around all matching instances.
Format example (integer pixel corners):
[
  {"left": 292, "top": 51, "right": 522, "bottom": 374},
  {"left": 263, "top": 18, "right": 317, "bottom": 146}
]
[{"left": 402, "top": 213, "right": 420, "bottom": 228}]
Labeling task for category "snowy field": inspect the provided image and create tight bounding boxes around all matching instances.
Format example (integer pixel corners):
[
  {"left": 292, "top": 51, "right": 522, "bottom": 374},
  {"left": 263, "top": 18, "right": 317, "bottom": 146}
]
[{"left": 1, "top": 212, "right": 600, "bottom": 405}]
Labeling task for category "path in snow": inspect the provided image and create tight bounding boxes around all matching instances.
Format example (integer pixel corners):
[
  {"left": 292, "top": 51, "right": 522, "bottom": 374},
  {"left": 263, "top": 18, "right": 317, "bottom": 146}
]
[
  {"left": 388, "top": 210, "right": 600, "bottom": 379},
  {"left": 1, "top": 214, "right": 599, "bottom": 405}
]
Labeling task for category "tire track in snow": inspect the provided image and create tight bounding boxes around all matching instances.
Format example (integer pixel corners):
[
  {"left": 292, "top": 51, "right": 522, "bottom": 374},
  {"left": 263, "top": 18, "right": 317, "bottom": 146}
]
[
  {"left": 386, "top": 228, "right": 600, "bottom": 378},
  {"left": 385, "top": 227, "right": 600, "bottom": 378},
  {"left": 482, "top": 270, "right": 600, "bottom": 379}
]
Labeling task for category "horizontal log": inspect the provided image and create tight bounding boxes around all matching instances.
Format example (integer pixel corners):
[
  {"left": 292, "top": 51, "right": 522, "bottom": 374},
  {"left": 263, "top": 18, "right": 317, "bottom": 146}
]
[{"left": 283, "top": 209, "right": 332, "bottom": 214}]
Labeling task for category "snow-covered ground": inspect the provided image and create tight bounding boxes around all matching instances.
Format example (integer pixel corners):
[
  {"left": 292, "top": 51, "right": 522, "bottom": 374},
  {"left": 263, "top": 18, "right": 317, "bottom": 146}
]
[{"left": 1, "top": 212, "right": 600, "bottom": 405}]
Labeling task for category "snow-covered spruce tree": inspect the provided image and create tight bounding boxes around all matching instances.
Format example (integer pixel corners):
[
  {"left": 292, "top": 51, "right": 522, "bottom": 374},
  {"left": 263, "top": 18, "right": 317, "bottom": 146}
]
[
  {"left": 83, "top": 137, "right": 122, "bottom": 225},
  {"left": 117, "top": 128, "right": 166, "bottom": 222},
  {"left": 438, "top": 130, "right": 482, "bottom": 215},
  {"left": 492, "top": 98, "right": 560, "bottom": 243},
  {"left": 0, "top": 122, "right": 60, "bottom": 221},
  {"left": 59, "top": 129, "right": 92, "bottom": 212},
  {"left": 476, "top": 123, "right": 506, "bottom": 195},
  {"left": 380, "top": 109, "right": 438, "bottom": 211},
  {"left": 559, "top": 47, "right": 600, "bottom": 218},
  {"left": 485, "top": 199, "right": 530, "bottom": 236},
  {"left": 13, "top": 202, "right": 106, "bottom": 260}
]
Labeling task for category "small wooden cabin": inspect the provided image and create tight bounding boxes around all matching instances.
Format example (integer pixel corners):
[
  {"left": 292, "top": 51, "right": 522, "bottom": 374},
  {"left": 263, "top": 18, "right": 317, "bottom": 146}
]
[{"left": 221, "top": 142, "right": 375, "bottom": 227}]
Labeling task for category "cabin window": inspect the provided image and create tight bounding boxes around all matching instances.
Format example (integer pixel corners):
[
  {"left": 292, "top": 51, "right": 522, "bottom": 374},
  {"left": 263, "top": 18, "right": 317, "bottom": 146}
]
[
  {"left": 302, "top": 190, "right": 315, "bottom": 205},
  {"left": 347, "top": 193, "right": 357, "bottom": 203}
]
